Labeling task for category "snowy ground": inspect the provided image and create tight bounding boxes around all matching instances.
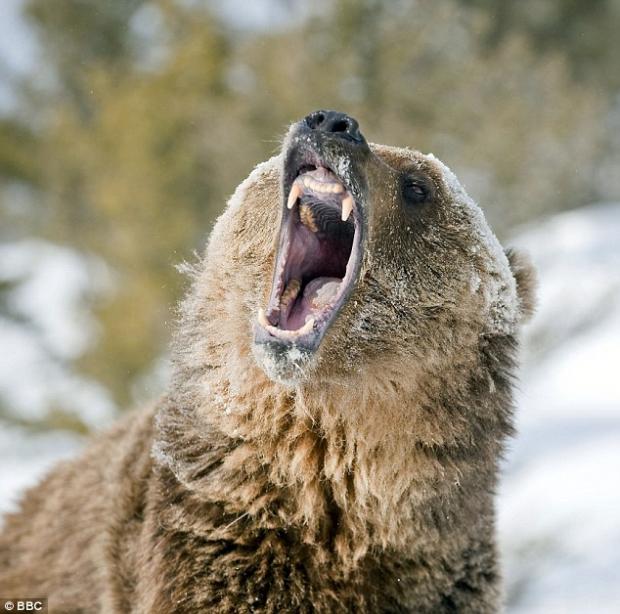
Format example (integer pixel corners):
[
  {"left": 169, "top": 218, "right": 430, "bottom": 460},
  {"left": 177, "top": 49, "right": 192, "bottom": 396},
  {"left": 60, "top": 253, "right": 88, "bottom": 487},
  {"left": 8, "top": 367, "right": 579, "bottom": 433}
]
[
  {"left": 499, "top": 203, "right": 620, "bottom": 613},
  {"left": 1, "top": 205, "right": 619, "bottom": 611},
  {"left": 0, "top": 425, "right": 83, "bottom": 514},
  {"left": 0, "top": 240, "right": 117, "bottom": 512},
  {"left": 0, "top": 240, "right": 117, "bottom": 429}
]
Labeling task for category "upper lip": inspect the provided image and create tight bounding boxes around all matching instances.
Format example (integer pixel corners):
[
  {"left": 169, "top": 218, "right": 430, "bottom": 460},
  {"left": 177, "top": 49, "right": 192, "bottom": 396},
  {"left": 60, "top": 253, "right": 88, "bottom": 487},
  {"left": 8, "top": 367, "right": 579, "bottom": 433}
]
[{"left": 255, "top": 142, "right": 365, "bottom": 350}]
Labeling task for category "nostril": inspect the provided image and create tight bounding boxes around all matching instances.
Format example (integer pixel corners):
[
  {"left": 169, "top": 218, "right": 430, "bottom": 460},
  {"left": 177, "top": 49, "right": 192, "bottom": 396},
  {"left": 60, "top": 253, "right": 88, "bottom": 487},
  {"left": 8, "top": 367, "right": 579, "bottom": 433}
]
[
  {"left": 305, "top": 111, "right": 325, "bottom": 130},
  {"left": 331, "top": 119, "right": 350, "bottom": 133},
  {"left": 303, "top": 110, "right": 364, "bottom": 143}
]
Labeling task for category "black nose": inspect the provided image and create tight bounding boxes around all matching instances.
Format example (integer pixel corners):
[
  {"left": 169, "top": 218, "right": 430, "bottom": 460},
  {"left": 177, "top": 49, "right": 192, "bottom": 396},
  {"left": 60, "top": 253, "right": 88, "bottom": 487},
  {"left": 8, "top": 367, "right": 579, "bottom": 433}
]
[{"left": 304, "top": 110, "right": 364, "bottom": 143}]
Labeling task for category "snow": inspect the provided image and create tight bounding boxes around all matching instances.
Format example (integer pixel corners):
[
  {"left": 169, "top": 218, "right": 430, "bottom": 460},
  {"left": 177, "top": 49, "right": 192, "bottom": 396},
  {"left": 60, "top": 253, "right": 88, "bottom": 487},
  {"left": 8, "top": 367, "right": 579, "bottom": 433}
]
[
  {"left": 0, "top": 0, "right": 38, "bottom": 113},
  {"left": 0, "top": 425, "right": 83, "bottom": 516},
  {"left": 0, "top": 239, "right": 117, "bottom": 514},
  {"left": 1, "top": 204, "right": 619, "bottom": 611},
  {"left": 498, "top": 202, "right": 620, "bottom": 613},
  {"left": 0, "top": 240, "right": 117, "bottom": 426},
  {"left": 0, "top": 240, "right": 112, "bottom": 360}
]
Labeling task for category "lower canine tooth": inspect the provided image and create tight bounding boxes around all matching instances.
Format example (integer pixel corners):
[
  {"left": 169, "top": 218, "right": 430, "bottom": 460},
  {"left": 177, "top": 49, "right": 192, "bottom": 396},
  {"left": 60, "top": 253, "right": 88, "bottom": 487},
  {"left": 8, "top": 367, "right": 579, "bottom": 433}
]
[{"left": 341, "top": 193, "right": 354, "bottom": 221}]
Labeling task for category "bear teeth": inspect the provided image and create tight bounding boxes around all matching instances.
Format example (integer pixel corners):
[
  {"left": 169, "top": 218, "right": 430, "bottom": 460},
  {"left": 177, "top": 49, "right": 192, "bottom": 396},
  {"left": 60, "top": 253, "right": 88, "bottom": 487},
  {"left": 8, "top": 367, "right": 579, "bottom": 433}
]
[
  {"left": 257, "top": 308, "right": 315, "bottom": 338},
  {"left": 287, "top": 176, "right": 354, "bottom": 223},
  {"left": 287, "top": 183, "right": 302, "bottom": 209},
  {"left": 341, "top": 193, "right": 354, "bottom": 222},
  {"left": 300, "top": 175, "right": 344, "bottom": 194},
  {"left": 300, "top": 204, "right": 319, "bottom": 232},
  {"left": 279, "top": 278, "right": 301, "bottom": 311}
]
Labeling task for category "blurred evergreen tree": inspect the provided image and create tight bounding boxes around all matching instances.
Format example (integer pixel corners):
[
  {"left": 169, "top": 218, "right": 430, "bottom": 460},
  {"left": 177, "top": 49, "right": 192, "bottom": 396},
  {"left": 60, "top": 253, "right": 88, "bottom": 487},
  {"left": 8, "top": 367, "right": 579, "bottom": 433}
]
[
  {"left": 20, "top": 1, "right": 235, "bottom": 406},
  {"left": 25, "top": 0, "right": 147, "bottom": 114},
  {"left": 462, "top": 0, "right": 620, "bottom": 88}
]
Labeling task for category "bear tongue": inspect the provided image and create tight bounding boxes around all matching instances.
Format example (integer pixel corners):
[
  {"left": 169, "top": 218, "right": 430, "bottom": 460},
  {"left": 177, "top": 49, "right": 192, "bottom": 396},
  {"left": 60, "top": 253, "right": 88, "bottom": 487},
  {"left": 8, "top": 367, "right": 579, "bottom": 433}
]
[
  {"left": 304, "top": 277, "right": 341, "bottom": 311},
  {"left": 282, "top": 277, "right": 340, "bottom": 330}
]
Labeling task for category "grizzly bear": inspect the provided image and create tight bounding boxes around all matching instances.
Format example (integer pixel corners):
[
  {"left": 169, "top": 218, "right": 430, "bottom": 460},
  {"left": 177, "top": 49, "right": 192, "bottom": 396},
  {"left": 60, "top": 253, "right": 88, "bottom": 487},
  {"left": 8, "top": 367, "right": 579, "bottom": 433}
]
[{"left": 0, "top": 110, "right": 535, "bottom": 612}]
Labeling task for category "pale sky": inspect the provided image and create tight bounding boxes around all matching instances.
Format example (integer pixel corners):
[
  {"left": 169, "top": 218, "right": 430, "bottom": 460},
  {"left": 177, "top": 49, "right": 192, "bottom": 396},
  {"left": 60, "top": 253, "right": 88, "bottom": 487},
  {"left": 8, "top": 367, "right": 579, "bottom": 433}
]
[{"left": 0, "top": 0, "right": 37, "bottom": 112}]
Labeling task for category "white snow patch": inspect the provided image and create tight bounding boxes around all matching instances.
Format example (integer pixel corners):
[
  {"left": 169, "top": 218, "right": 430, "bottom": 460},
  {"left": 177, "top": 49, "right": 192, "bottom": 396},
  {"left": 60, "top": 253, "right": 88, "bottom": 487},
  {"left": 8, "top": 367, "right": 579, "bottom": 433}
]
[
  {"left": 0, "top": 239, "right": 117, "bottom": 425},
  {"left": 0, "top": 240, "right": 113, "bottom": 359},
  {"left": 0, "top": 425, "right": 83, "bottom": 518},
  {"left": 499, "top": 202, "right": 620, "bottom": 613}
]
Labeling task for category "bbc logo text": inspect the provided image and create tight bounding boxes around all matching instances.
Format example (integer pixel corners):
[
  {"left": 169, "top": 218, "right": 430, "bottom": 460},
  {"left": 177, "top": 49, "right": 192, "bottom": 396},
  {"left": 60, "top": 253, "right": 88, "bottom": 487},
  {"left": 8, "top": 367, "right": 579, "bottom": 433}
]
[{"left": 1, "top": 599, "right": 47, "bottom": 612}]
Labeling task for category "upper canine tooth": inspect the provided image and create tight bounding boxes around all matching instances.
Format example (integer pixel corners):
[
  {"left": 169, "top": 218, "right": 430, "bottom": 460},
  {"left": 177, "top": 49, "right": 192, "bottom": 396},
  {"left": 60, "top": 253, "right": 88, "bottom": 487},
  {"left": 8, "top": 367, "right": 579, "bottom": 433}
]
[
  {"left": 287, "top": 183, "right": 301, "bottom": 209},
  {"left": 332, "top": 182, "right": 344, "bottom": 193},
  {"left": 341, "top": 193, "right": 354, "bottom": 221}
]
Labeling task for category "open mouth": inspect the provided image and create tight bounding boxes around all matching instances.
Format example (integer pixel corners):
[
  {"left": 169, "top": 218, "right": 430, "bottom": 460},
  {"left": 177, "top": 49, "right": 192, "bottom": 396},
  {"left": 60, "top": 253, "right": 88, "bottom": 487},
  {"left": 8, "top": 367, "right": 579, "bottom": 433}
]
[{"left": 257, "top": 163, "right": 363, "bottom": 349}]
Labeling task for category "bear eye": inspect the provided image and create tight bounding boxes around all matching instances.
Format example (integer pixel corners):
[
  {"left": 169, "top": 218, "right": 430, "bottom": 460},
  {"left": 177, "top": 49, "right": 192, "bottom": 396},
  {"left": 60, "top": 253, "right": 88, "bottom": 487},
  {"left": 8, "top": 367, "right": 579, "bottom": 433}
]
[{"left": 402, "top": 174, "right": 431, "bottom": 207}]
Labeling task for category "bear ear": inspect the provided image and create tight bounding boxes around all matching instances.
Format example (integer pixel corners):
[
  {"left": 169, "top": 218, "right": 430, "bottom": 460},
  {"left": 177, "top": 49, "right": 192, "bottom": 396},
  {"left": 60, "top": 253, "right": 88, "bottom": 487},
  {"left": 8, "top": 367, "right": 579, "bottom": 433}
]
[{"left": 505, "top": 248, "right": 537, "bottom": 323}]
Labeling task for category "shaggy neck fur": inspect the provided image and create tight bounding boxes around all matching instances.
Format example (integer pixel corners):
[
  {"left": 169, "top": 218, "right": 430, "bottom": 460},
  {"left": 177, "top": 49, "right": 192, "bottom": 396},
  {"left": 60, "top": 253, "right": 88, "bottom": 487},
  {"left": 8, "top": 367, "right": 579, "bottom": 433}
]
[{"left": 156, "top": 270, "right": 515, "bottom": 570}]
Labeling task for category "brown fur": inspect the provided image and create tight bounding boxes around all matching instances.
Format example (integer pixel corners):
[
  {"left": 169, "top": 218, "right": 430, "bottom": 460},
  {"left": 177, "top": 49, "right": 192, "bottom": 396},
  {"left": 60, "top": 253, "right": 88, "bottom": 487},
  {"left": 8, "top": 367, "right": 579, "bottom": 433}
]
[{"left": 0, "top": 124, "right": 535, "bottom": 612}]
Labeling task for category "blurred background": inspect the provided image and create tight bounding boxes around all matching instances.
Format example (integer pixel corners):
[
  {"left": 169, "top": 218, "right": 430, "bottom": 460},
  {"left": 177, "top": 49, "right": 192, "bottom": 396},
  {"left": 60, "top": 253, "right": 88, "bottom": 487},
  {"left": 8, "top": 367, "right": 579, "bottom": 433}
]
[{"left": 0, "top": 0, "right": 618, "bottom": 611}]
